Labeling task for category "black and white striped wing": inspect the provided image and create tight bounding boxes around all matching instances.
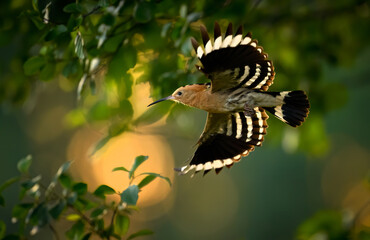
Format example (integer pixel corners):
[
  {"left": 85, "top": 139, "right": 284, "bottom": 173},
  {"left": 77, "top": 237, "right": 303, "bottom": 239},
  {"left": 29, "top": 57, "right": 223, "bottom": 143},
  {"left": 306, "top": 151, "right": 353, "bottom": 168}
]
[
  {"left": 177, "top": 108, "right": 268, "bottom": 176},
  {"left": 191, "top": 22, "right": 275, "bottom": 92}
]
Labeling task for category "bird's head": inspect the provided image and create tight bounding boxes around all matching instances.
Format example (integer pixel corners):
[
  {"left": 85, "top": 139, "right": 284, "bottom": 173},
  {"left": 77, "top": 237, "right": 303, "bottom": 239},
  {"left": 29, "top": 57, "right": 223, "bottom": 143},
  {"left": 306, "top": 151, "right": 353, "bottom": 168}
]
[{"left": 147, "top": 84, "right": 209, "bottom": 107}]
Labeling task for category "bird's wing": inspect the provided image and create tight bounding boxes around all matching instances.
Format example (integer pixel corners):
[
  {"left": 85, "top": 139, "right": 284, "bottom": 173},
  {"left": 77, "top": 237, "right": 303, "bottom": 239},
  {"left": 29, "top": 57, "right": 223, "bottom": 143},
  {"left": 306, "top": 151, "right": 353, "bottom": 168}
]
[
  {"left": 191, "top": 22, "right": 275, "bottom": 92},
  {"left": 176, "top": 107, "right": 268, "bottom": 176}
]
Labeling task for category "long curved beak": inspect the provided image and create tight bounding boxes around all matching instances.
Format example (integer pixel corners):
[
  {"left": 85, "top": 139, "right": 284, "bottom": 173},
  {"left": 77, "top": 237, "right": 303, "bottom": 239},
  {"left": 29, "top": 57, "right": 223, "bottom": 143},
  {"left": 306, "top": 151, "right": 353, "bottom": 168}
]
[{"left": 147, "top": 95, "right": 174, "bottom": 107}]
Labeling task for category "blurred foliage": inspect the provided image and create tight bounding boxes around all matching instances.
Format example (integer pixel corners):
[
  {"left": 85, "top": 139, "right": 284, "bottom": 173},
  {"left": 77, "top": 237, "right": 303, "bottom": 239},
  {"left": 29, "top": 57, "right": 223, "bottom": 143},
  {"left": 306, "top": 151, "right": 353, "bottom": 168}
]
[
  {"left": 0, "top": 155, "right": 170, "bottom": 239},
  {"left": 296, "top": 210, "right": 370, "bottom": 240},
  {"left": 1, "top": 0, "right": 368, "bottom": 156},
  {"left": 0, "top": 0, "right": 369, "bottom": 238}
]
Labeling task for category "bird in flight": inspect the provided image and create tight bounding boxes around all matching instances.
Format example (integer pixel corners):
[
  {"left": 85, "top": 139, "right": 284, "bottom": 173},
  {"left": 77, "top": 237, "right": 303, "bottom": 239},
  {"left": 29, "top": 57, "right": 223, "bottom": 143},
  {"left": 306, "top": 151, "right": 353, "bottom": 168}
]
[{"left": 148, "top": 22, "right": 310, "bottom": 176}]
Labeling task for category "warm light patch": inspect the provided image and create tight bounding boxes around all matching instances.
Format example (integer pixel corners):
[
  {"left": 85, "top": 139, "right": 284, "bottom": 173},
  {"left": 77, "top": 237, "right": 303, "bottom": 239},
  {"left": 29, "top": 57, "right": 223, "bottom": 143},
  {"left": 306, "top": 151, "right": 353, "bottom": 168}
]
[
  {"left": 67, "top": 82, "right": 175, "bottom": 219},
  {"left": 67, "top": 128, "right": 175, "bottom": 219},
  {"left": 91, "top": 131, "right": 174, "bottom": 206}
]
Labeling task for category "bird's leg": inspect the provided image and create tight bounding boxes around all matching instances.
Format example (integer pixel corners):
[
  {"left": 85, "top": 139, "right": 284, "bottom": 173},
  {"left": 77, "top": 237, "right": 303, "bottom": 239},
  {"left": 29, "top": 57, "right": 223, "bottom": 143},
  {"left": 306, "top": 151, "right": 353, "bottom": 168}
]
[{"left": 244, "top": 104, "right": 255, "bottom": 116}]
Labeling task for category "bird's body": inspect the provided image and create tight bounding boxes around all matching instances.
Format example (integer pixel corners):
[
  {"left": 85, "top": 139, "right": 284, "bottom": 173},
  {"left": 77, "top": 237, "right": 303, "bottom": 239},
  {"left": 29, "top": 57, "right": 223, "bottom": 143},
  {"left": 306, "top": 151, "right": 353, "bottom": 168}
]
[
  {"left": 171, "top": 85, "right": 282, "bottom": 113},
  {"left": 148, "top": 22, "right": 310, "bottom": 176}
]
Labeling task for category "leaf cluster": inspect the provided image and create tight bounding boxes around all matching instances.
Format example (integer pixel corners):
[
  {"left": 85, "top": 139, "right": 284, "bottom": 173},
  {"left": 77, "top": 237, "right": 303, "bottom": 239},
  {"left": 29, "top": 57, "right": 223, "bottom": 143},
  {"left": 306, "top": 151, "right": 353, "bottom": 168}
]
[
  {"left": 296, "top": 210, "right": 370, "bottom": 240},
  {"left": 0, "top": 155, "right": 170, "bottom": 240}
]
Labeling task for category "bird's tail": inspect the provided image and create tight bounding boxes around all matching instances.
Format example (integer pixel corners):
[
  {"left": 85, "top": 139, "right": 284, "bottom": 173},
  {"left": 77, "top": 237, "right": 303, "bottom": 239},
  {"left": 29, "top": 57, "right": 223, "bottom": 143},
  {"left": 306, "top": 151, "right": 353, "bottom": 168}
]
[{"left": 264, "top": 90, "right": 310, "bottom": 127}]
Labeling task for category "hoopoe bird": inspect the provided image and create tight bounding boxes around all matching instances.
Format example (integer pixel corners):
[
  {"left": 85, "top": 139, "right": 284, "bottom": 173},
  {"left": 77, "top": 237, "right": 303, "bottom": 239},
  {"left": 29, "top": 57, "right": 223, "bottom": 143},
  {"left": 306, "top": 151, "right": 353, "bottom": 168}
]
[{"left": 148, "top": 22, "right": 310, "bottom": 176}]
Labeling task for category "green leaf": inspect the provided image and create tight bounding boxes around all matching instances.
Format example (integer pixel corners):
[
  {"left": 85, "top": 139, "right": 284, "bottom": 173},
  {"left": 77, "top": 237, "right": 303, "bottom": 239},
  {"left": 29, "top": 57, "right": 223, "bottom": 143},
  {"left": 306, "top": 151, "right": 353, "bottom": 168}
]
[
  {"left": 0, "top": 220, "right": 5, "bottom": 239},
  {"left": 0, "top": 176, "right": 20, "bottom": 193},
  {"left": 82, "top": 233, "right": 92, "bottom": 240},
  {"left": 62, "top": 59, "right": 79, "bottom": 77},
  {"left": 137, "top": 175, "right": 156, "bottom": 189},
  {"left": 103, "top": 33, "right": 125, "bottom": 53},
  {"left": 120, "top": 185, "right": 139, "bottom": 205},
  {"left": 24, "top": 9, "right": 45, "bottom": 30},
  {"left": 296, "top": 210, "right": 346, "bottom": 240},
  {"left": 67, "top": 15, "right": 83, "bottom": 31},
  {"left": 133, "top": 2, "right": 152, "bottom": 23},
  {"left": 186, "top": 12, "right": 202, "bottom": 23},
  {"left": 112, "top": 166, "right": 129, "bottom": 172},
  {"left": 72, "top": 182, "right": 87, "bottom": 196},
  {"left": 74, "top": 32, "right": 85, "bottom": 60},
  {"left": 129, "top": 156, "right": 148, "bottom": 179},
  {"left": 76, "top": 74, "right": 88, "bottom": 102},
  {"left": 118, "top": 72, "right": 134, "bottom": 99},
  {"left": 108, "top": 121, "right": 129, "bottom": 138},
  {"left": 93, "top": 185, "right": 116, "bottom": 199},
  {"left": 119, "top": 99, "right": 134, "bottom": 121},
  {"left": 21, "top": 175, "right": 41, "bottom": 190},
  {"left": 66, "top": 214, "right": 81, "bottom": 221},
  {"left": 179, "top": 5, "right": 187, "bottom": 18},
  {"left": 49, "top": 200, "right": 66, "bottom": 219},
  {"left": 67, "top": 192, "right": 78, "bottom": 205},
  {"left": 161, "top": 22, "right": 172, "bottom": 38},
  {"left": 90, "top": 79, "right": 96, "bottom": 95},
  {"left": 55, "top": 162, "right": 71, "bottom": 178},
  {"left": 65, "top": 109, "right": 86, "bottom": 127},
  {"left": 17, "top": 155, "right": 32, "bottom": 174},
  {"left": 63, "top": 3, "right": 83, "bottom": 13},
  {"left": 114, "top": 214, "right": 130, "bottom": 236},
  {"left": 29, "top": 203, "right": 50, "bottom": 227},
  {"left": 39, "top": 63, "right": 56, "bottom": 81},
  {"left": 66, "top": 220, "right": 85, "bottom": 240},
  {"left": 44, "top": 25, "right": 68, "bottom": 41},
  {"left": 133, "top": 101, "right": 173, "bottom": 126},
  {"left": 107, "top": 46, "right": 137, "bottom": 80},
  {"left": 73, "top": 198, "right": 96, "bottom": 212},
  {"left": 23, "top": 56, "right": 46, "bottom": 75},
  {"left": 88, "top": 101, "right": 113, "bottom": 121},
  {"left": 90, "top": 207, "right": 106, "bottom": 219},
  {"left": 12, "top": 203, "right": 33, "bottom": 220},
  {"left": 127, "top": 229, "right": 154, "bottom": 240},
  {"left": 138, "top": 173, "right": 171, "bottom": 188},
  {"left": 90, "top": 135, "right": 110, "bottom": 156},
  {"left": 59, "top": 174, "right": 73, "bottom": 189},
  {"left": 98, "top": 0, "right": 109, "bottom": 7},
  {"left": 95, "top": 219, "right": 104, "bottom": 232},
  {"left": 100, "top": 13, "right": 115, "bottom": 26}
]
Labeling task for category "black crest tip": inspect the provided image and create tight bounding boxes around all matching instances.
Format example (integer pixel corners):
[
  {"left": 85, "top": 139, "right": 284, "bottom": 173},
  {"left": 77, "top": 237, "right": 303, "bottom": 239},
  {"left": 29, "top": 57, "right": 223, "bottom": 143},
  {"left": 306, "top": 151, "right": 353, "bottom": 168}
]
[
  {"left": 236, "top": 25, "right": 243, "bottom": 35},
  {"left": 200, "top": 25, "right": 210, "bottom": 45},
  {"left": 191, "top": 37, "right": 199, "bottom": 51},
  {"left": 225, "top": 23, "right": 233, "bottom": 36},
  {"left": 214, "top": 22, "right": 221, "bottom": 38}
]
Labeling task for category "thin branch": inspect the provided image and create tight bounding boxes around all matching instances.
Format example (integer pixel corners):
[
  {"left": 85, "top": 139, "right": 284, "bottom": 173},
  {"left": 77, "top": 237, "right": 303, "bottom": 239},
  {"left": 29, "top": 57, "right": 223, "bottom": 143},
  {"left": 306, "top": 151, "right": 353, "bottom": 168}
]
[
  {"left": 49, "top": 224, "right": 60, "bottom": 240},
  {"left": 83, "top": 6, "right": 102, "bottom": 18}
]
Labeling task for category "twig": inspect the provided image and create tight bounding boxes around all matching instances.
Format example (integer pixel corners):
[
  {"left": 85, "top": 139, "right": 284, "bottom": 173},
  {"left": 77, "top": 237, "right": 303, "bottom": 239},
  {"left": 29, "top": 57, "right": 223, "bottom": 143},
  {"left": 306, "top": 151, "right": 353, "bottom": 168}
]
[
  {"left": 106, "top": 206, "right": 118, "bottom": 240},
  {"left": 49, "top": 224, "right": 60, "bottom": 240},
  {"left": 83, "top": 6, "right": 102, "bottom": 18}
]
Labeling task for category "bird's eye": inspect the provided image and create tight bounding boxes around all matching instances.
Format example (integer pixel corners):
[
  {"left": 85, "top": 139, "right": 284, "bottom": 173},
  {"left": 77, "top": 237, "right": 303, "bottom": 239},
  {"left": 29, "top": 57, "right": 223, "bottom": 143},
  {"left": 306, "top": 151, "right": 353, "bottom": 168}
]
[{"left": 177, "top": 91, "right": 183, "bottom": 96}]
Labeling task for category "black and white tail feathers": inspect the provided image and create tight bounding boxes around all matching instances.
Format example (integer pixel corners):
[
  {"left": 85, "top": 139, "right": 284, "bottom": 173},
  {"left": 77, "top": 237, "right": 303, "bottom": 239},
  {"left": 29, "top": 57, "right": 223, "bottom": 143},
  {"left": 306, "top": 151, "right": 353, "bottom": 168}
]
[{"left": 264, "top": 91, "right": 310, "bottom": 127}]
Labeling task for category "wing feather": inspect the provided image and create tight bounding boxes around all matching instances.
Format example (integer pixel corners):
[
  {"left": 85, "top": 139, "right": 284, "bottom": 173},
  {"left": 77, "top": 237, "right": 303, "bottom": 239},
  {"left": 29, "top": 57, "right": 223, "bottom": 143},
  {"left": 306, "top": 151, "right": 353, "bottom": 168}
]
[
  {"left": 176, "top": 108, "right": 268, "bottom": 176},
  {"left": 191, "top": 22, "right": 275, "bottom": 92}
]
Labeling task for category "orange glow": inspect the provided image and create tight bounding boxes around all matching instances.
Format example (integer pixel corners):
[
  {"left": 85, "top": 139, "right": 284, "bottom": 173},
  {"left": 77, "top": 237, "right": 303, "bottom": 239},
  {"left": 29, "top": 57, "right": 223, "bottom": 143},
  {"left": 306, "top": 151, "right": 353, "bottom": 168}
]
[
  {"left": 67, "top": 82, "right": 175, "bottom": 219},
  {"left": 91, "top": 131, "right": 174, "bottom": 206}
]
